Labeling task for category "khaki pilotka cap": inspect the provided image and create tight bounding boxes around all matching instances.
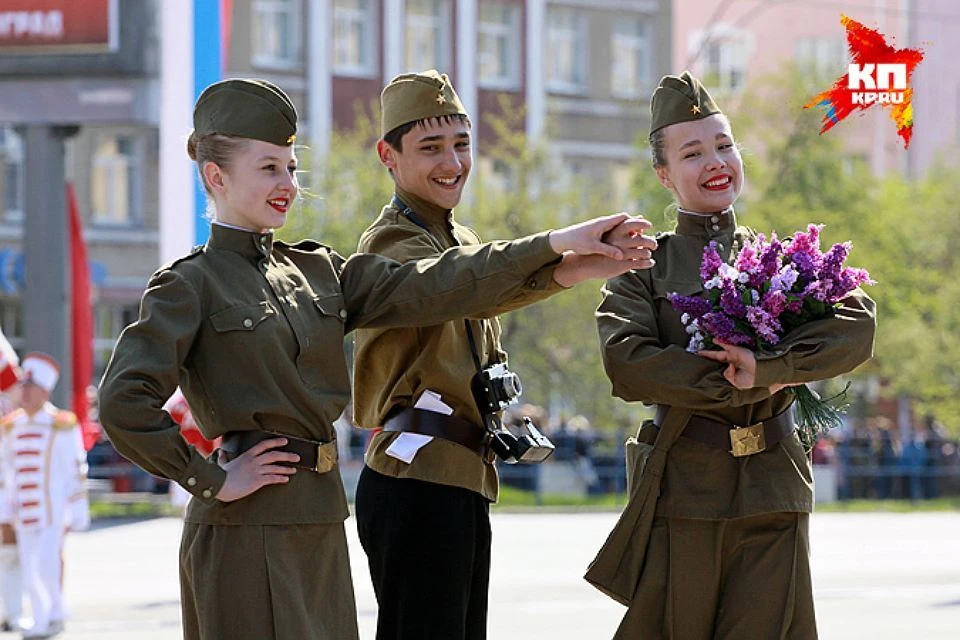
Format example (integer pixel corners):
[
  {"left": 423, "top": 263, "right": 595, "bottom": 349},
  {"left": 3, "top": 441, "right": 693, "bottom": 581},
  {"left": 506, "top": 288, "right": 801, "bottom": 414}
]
[
  {"left": 380, "top": 69, "right": 469, "bottom": 137},
  {"left": 193, "top": 78, "right": 298, "bottom": 146},
  {"left": 649, "top": 71, "right": 722, "bottom": 135}
]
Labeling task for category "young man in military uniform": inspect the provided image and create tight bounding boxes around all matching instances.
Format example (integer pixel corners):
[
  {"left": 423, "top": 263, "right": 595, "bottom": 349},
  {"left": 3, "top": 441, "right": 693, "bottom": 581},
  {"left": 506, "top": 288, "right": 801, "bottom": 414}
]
[
  {"left": 586, "top": 72, "right": 876, "bottom": 638},
  {"left": 352, "top": 70, "right": 657, "bottom": 639}
]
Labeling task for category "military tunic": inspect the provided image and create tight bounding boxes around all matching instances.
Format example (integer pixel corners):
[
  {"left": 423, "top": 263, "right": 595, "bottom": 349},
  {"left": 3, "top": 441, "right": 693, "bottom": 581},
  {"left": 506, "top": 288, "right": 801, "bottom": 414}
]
[
  {"left": 98, "top": 223, "right": 562, "bottom": 640},
  {"left": 354, "top": 192, "right": 563, "bottom": 501},
  {"left": 596, "top": 209, "right": 876, "bottom": 638}
]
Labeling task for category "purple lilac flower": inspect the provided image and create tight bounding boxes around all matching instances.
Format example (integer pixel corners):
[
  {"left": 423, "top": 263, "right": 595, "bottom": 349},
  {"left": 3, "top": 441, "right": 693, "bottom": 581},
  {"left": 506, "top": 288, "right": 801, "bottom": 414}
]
[
  {"left": 746, "top": 306, "right": 782, "bottom": 344},
  {"left": 719, "top": 279, "right": 747, "bottom": 318},
  {"left": 700, "top": 241, "right": 724, "bottom": 282},
  {"left": 789, "top": 250, "right": 820, "bottom": 281},
  {"left": 701, "top": 312, "right": 754, "bottom": 347},
  {"left": 826, "top": 267, "right": 875, "bottom": 302},
  {"left": 758, "top": 234, "right": 783, "bottom": 281},
  {"left": 785, "top": 299, "right": 804, "bottom": 314},
  {"left": 819, "top": 242, "right": 851, "bottom": 283},
  {"left": 770, "top": 264, "right": 799, "bottom": 292},
  {"left": 669, "top": 293, "right": 712, "bottom": 319}
]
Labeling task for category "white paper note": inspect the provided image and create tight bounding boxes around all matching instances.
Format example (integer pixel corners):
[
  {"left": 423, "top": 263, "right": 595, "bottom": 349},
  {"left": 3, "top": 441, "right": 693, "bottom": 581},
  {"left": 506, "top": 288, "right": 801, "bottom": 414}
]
[{"left": 384, "top": 390, "right": 453, "bottom": 463}]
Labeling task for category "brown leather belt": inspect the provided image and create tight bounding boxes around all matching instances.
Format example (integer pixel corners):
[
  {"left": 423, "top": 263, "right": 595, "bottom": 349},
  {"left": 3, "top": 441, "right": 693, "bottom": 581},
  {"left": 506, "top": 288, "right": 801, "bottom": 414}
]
[
  {"left": 383, "top": 407, "right": 487, "bottom": 457},
  {"left": 655, "top": 405, "right": 796, "bottom": 457},
  {"left": 220, "top": 430, "right": 338, "bottom": 473}
]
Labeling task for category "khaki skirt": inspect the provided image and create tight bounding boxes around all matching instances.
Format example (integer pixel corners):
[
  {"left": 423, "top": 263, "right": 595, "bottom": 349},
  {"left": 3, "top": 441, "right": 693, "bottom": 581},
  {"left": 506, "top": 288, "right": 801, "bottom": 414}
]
[{"left": 179, "top": 522, "right": 359, "bottom": 640}]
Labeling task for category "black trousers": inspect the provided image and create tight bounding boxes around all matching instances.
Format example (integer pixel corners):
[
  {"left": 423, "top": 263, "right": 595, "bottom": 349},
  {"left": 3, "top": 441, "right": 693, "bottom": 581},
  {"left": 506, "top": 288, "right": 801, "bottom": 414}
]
[{"left": 355, "top": 466, "right": 492, "bottom": 640}]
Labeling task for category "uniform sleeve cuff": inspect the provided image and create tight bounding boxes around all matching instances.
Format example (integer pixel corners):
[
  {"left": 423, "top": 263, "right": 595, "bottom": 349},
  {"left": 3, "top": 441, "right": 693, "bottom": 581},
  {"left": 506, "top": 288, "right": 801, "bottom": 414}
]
[
  {"left": 754, "top": 353, "right": 793, "bottom": 388},
  {"left": 528, "top": 263, "right": 566, "bottom": 291},
  {"left": 179, "top": 454, "right": 227, "bottom": 504}
]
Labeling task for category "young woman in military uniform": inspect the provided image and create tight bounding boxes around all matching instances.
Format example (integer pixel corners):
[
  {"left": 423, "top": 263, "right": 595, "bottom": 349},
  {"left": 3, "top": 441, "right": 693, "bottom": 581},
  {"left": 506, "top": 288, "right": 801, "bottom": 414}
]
[
  {"left": 97, "top": 78, "right": 655, "bottom": 640},
  {"left": 588, "top": 72, "right": 877, "bottom": 638}
]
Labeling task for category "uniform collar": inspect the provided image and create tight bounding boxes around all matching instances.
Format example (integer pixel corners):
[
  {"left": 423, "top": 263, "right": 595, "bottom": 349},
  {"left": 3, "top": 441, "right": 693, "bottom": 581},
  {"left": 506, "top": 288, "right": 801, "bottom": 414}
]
[
  {"left": 675, "top": 207, "right": 737, "bottom": 239},
  {"left": 207, "top": 222, "right": 274, "bottom": 260},
  {"left": 393, "top": 186, "right": 454, "bottom": 231}
]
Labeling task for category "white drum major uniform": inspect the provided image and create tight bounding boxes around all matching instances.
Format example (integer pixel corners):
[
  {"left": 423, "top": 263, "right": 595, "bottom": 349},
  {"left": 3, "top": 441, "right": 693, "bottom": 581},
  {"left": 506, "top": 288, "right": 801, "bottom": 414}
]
[{"left": 0, "top": 353, "right": 89, "bottom": 639}]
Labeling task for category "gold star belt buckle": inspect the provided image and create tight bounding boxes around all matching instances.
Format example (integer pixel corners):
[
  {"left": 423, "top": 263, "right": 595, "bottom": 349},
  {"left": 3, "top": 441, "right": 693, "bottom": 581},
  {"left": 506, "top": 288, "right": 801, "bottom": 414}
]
[
  {"left": 314, "top": 441, "right": 339, "bottom": 474},
  {"left": 729, "top": 423, "right": 766, "bottom": 457}
]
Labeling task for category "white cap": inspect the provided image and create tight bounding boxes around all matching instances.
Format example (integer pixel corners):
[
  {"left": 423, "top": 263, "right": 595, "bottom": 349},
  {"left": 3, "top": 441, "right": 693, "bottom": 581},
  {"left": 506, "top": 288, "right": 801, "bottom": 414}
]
[{"left": 21, "top": 352, "right": 60, "bottom": 392}]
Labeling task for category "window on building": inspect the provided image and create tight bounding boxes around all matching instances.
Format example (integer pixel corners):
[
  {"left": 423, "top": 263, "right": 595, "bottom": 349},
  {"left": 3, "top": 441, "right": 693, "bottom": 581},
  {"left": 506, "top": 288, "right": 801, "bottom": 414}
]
[
  {"left": 334, "top": 0, "right": 377, "bottom": 77},
  {"left": 253, "top": 0, "right": 301, "bottom": 69},
  {"left": 546, "top": 8, "right": 588, "bottom": 93},
  {"left": 91, "top": 135, "right": 141, "bottom": 227},
  {"left": 0, "top": 127, "right": 24, "bottom": 224},
  {"left": 405, "top": 0, "right": 451, "bottom": 72},
  {"left": 796, "top": 37, "right": 847, "bottom": 80},
  {"left": 611, "top": 17, "right": 651, "bottom": 99},
  {"left": 478, "top": 3, "right": 521, "bottom": 90},
  {"left": 694, "top": 26, "right": 749, "bottom": 94}
]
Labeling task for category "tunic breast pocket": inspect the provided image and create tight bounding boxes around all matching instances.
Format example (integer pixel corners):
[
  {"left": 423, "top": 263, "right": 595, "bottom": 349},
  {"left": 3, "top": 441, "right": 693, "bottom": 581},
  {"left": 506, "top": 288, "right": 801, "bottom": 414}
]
[
  {"left": 296, "top": 294, "right": 351, "bottom": 389},
  {"left": 653, "top": 280, "right": 704, "bottom": 348},
  {"left": 209, "top": 301, "right": 277, "bottom": 334}
]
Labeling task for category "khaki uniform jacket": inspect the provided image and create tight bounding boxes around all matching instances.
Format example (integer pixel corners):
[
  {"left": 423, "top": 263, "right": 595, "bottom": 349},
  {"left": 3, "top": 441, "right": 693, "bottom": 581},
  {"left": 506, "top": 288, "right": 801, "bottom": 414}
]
[
  {"left": 597, "top": 210, "right": 876, "bottom": 519},
  {"left": 99, "top": 223, "right": 561, "bottom": 525},
  {"left": 354, "top": 200, "right": 563, "bottom": 501}
]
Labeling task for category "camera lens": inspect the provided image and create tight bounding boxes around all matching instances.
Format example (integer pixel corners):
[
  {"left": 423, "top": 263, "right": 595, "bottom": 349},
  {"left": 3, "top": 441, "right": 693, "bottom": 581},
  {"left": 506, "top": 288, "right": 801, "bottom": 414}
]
[{"left": 504, "top": 373, "right": 522, "bottom": 398}]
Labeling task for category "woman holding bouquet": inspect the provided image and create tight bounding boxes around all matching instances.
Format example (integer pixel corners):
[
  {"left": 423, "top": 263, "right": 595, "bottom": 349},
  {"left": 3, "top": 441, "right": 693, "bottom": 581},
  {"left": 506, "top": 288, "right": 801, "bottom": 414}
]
[
  {"left": 98, "top": 79, "right": 656, "bottom": 639},
  {"left": 587, "top": 72, "right": 876, "bottom": 638}
]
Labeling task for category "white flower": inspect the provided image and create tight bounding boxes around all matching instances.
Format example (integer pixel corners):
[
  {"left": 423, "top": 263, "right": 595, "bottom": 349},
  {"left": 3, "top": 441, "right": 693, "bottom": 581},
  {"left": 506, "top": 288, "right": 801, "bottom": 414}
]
[
  {"left": 687, "top": 333, "right": 705, "bottom": 352},
  {"left": 720, "top": 264, "right": 740, "bottom": 280},
  {"left": 705, "top": 276, "right": 722, "bottom": 290},
  {"left": 681, "top": 312, "right": 690, "bottom": 324},
  {"left": 771, "top": 264, "right": 799, "bottom": 292},
  {"left": 738, "top": 272, "right": 750, "bottom": 284}
]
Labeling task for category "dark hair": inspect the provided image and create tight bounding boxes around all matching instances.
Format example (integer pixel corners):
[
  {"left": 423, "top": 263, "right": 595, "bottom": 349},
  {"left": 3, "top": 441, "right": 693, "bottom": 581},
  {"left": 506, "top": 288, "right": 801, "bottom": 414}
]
[
  {"left": 382, "top": 114, "right": 472, "bottom": 152},
  {"left": 186, "top": 132, "right": 250, "bottom": 194},
  {"left": 649, "top": 128, "right": 667, "bottom": 168}
]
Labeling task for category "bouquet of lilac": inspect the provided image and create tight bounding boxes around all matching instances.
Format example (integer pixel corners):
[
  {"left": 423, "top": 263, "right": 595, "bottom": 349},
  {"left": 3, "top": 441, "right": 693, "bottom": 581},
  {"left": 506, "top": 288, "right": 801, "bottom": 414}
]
[{"left": 669, "top": 224, "right": 874, "bottom": 449}]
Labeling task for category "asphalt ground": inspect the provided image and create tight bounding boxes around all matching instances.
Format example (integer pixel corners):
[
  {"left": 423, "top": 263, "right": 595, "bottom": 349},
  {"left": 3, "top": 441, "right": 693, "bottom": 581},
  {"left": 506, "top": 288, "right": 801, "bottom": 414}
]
[{"left": 3, "top": 511, "right": 955, "bottom": 639}]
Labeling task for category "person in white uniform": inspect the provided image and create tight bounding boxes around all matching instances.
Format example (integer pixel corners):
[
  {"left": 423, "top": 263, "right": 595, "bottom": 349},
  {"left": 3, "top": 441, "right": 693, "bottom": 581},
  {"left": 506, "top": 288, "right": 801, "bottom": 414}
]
[{"left": 0, "top": 353, "right": 89, "bottom": 639}]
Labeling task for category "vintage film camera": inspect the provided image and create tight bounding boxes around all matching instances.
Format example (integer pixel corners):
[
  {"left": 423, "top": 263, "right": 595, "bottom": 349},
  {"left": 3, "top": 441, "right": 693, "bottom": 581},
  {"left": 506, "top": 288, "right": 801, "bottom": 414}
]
[
  {"left": 487, "top": 417, "right": 555, "bottom": 464},
  {"left": 471, "top": 363, "right": 555, "bottom": 464},
  {"left": 471, "top": 363, "right": 522, "bottom": 414}
]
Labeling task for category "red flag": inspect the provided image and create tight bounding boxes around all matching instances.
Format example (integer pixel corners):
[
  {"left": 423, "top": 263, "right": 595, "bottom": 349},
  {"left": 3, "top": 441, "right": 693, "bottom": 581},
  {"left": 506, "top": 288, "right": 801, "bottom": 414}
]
[
  {"left": 68, "top": 183, "right": 100, "bottom": 450},
  {"left": 0, "top": 327, "right": 19, "bottom": 392}
]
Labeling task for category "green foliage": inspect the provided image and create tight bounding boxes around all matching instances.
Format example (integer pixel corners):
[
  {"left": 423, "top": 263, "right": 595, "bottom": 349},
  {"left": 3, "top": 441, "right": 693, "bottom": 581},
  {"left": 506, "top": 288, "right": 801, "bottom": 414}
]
[{"left": 278, "top": 102, "right": 392, "bottom": 255}]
